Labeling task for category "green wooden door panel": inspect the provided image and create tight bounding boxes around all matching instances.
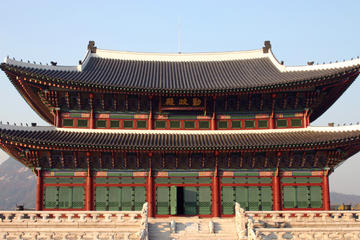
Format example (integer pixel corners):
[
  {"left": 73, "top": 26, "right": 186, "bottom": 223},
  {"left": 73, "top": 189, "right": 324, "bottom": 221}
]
[
  {"left": 122, "top": 187, "right": 133, "bottom": 211},
  {"left": 248, "top": 187, "right": 260, "bottom": 211},
  {"left": 72, "top": 187, "right": 84, "bottom": 209},
  {"left": 156, "top": 187, "right": 170, "bottom": 215},
  {"left": 281, "top": 178, "right": 295, "bottom": 183},
  {"left": 247, "top": 178, "right": 259, "bottom": 184},
  {"left": 221, "top": 178, "right": 233, "bottom": 184},
  {"left": 222, "top": 186, "right": 234, "bottom": 214},
  {"left": 44, "top": 186, "right": 58, "bottom": 209},
  {"left": 234, "top": 178, "right": 246, "bottom": 184},
  {"left": 59, "top": 187, "right": 72, "bottom": 209},
  {"left": 235, "top": 187, "right": 248, "bottom": 210},
  {"left": 297, "top": 186, "right": 309, "bottom": 208},
  {"left": 95, "top": 187, "right": 108, "bottom": 210},
  {"left": 309, "top": 177, "right": 322, "bottom": 184},
  {"left": 184, "top": 187, "right": 197, "bottom": 215},
  {"left": 184, "top": 178, "right": 198, "bottom": 184},
  {"left": 259, "top": 178, "right": 272, "bottom": 184},
  {"left": 170, "top": 186, "right": 177, "bottom": 215},
  {"left": 109, "top": 187, "right": 121, "bottom": 210},
  {"left": 310, "top": 186, "right": 323, "bottom": 208},
  {"left": 199, "top": 187, "right": 211, "bottom": 215},
  {"left": 260, "top": 187, "right": 273, "bottom": 211},
  {"left": 134, "top": 187, "right": 146, "bottom": 211},
  {"left": 283, "top": 186, "right": 296, "bottom": 209}
]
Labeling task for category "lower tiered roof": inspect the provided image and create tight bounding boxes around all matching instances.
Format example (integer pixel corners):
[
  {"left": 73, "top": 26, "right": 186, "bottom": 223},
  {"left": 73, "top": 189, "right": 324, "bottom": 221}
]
[{"left": 0, "top": 124, "right": 359, "bottom": 152}]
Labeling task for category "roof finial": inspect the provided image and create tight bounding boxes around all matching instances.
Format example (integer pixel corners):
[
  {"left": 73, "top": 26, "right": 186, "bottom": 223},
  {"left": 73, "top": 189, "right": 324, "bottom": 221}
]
[
  {"left": 88, "top": 40, "right": 97, "bottom": 53},
  {"left": 263, "top": 40, "right": 271, "bottom": 53}
]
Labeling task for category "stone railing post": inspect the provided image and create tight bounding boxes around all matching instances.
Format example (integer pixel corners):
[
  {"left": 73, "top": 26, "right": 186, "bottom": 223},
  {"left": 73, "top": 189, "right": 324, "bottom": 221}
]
[
  {"left": 139, "top": 202, "right": 149, "bottom": 240},
  {"left": 235, "top": 202, "right": 247, "bottom": 239},
  {"left": 247, "top": 218, "right": 259, "bottom": 240}
]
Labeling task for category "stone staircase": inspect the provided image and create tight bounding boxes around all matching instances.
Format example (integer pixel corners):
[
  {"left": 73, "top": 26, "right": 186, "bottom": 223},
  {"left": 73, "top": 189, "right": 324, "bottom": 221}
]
[{"left": 148, "top": 217, "right": 239, "bottom": 240}]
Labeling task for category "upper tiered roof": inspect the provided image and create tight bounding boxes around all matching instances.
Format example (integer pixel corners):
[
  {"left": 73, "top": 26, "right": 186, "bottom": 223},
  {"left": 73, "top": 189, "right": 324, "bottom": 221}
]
[{"left": 2, "top": 41, "right": 360, "bottom": 94}]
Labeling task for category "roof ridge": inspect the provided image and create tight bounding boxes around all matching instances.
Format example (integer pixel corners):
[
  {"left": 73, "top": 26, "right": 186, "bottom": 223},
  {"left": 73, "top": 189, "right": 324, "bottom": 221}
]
[
  {"left": 1, "top": 123, "right": 360, "bottom": 134},
  {"left": 0, "top": 123, "right": 54, "bottom": 131},
  {"left": 89, "top": 48, "right": 266, "bottom": 63},
  {"left": 3, "top": 57, "right": 80, "bottom": 72},
  {"left": 46, "top": 125, "right": 360, "bottom": 134}
]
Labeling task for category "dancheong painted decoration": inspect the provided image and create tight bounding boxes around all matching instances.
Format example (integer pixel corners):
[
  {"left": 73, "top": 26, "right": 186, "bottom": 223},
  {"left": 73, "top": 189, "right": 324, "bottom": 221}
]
[{"left": 1, "top": 40, "right": 360, "bottom": 217}]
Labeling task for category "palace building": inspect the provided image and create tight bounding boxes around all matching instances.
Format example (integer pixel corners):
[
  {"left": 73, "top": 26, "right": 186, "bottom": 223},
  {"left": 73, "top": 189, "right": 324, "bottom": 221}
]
[{"left": 1, "top": 41, "right": 360, "bottom": 217}]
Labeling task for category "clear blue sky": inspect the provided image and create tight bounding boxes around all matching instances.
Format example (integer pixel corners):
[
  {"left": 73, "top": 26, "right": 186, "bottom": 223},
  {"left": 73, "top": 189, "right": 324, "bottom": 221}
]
[{"left": 1, "top": 0, "right": 360, "bottom": 194}]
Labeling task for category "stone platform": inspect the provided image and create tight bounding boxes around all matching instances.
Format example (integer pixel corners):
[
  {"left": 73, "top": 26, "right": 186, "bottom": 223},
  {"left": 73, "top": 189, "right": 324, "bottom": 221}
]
[{"left": 1, "top": 203, "right": 360, "bottom": 239}]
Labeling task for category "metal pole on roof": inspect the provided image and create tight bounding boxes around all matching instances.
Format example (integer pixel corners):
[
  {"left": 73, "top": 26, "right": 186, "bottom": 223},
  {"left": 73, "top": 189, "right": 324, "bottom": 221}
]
[{"left": 178, "top": 16, "right": 182, "bottom": 54}]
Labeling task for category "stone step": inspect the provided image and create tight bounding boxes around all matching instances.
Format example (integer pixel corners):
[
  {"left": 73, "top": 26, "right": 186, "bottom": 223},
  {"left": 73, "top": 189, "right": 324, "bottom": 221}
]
[
  {"left": 148, "top": 218, "right": 238, "bottom": 240},
  {"left": 168, "top": 233, "right": 238, "bottom": 240}
]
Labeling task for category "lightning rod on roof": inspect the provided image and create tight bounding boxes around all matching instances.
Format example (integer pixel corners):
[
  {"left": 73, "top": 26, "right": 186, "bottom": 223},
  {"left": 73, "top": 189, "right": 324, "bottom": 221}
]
[{"left": 178, "top": 17, "right": 182, "bottom": 54}]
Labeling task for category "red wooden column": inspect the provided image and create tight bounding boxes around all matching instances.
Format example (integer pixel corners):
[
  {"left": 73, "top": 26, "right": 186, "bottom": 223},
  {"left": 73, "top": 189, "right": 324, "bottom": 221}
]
[
  {"left": 211, "top": 96, "right": 217, "bottom": 130},
  {"left": 212, "top": 151, "right": 220, "bottom": 217},
  {"left": 272, "top": 168, "right": 281, "bottom": 210},
  {"left": 269, "top": 112, "right": 274, "bottom": 129},
  {"left": 54, "top": 108, "right": 61, "bottom": 127},
  {"left": 303, "top": 108, "right": 309, "bottom": 127},
  {"left": 35, "top": 169, "right": 43, "bottom": 211},
  {"left": 148, "top": 96, "right": 153, "bottom": 130},
  {"left": 270, "top": 94, "right": 276, "bottom": 129},
  {"left": 147, "top": 152, "right": 154, "bottom": 217},
  {"left": 85, "top": 152, "right": 93, "bottom": 210},
  {"left": 323, "top": 170, "right": 330, "bottom": 210},
  {"left": 89, "top": 93, "right": 95, "bottom": 129}
]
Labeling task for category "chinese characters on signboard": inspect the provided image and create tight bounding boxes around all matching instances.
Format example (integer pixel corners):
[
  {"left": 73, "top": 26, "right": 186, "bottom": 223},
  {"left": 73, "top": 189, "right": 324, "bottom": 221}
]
[{"left": 162, "top": 97, "right": 203, "bottom": 108}]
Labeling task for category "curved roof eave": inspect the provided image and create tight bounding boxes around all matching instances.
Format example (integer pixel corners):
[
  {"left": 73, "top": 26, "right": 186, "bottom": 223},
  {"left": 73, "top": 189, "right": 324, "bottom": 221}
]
[{"left": 1, "top": 43, "right": 360, "bottom": 94}]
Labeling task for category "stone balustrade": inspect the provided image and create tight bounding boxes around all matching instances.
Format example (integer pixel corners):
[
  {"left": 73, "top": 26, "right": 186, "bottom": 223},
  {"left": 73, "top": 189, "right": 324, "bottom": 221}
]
[
  {"left": 246, "top": 210, "right": 360, "bottom": 224},
  {"left": 237, "top": 208, "right": 360, "bottom": 240},
  {"left": 257, "top": 228, "right": 360, "bottom": 240},
  {"left": 0, "top": 203, "right": 149, "bottom": 240},
  {"left": 0, "top": 211, "right": 141, "bottom": 223}
]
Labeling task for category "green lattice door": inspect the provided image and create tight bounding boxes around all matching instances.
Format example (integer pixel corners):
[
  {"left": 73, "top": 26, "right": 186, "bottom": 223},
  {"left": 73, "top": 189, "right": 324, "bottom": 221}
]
[
  {"left": 44, "top": 186, "right": 84, "bottom": 209},
  {"left": 44, "top": 186, "right": 58, "bottom": 209},
  {"left": 108, "top": 187, "right": 121, "bottom": 210},
  {"left": 122, "top": 187, "right": 133, "bottom": 211},
  {"left": 95, "top": 187, "right": 108, "bottom": 210},
  {"left": 134, "top": 187, "right": 146, "bottom": 211},
  {"left": 310, "top": 186, "right": 322, "bottom": 208},
  {"left": 222, "top": 186, "right": 234, "bottom": 214},
  {"left": 199, "top": 186, "right": 211, "bottom": 215},
  {"left": 170, "top": 186, "right": 177, "bottom": 215},
  {"left": 156, "top": 187, "right": 170, "bottom": 215},
  {"left": 72, "top": 187, "right": 85, "bottom": 209},
  {"left": 283, "top": 186, "right": 296, "bottom": 208},
  {"left": 184, "top": 187, "right": 197, "bottom": 215}
]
